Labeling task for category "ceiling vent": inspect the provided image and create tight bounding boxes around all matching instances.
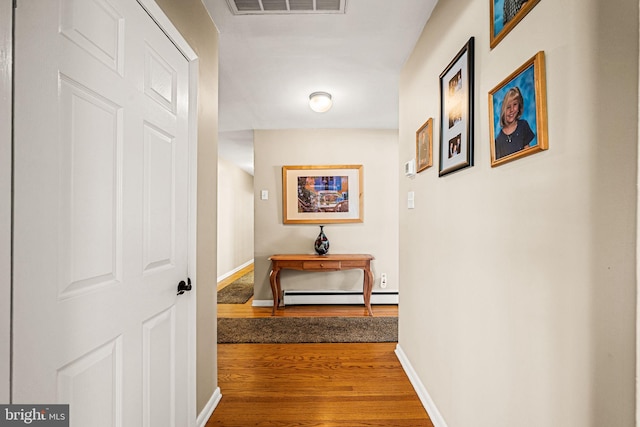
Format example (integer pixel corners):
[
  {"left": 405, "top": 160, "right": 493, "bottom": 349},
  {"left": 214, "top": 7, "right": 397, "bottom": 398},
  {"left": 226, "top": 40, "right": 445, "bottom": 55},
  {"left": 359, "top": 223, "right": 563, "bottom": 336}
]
[{"left": 226, "top": 0, "right": 346, "bottom": 14}]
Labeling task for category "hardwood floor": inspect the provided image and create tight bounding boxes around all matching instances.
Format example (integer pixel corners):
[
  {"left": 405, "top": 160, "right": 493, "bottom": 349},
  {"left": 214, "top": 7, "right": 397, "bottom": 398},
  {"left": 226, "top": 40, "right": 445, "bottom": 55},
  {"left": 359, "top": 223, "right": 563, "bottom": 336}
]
[
  {"left": 217, "top": 299, "right": 399, "bottom": 319},
  {"left": 209, "top": 266, "right": 433, "bottom": 426}
]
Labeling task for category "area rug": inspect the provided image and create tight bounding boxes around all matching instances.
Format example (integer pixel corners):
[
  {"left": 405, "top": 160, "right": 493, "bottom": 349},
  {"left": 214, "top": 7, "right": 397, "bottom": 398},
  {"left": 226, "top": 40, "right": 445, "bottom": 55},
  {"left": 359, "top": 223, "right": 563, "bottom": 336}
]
[
  {"left": 217, "top": 272, "right": 254, "bottom": 304},
  {"left": 217, "top": 316, "right": 398, "bottom": 344}
]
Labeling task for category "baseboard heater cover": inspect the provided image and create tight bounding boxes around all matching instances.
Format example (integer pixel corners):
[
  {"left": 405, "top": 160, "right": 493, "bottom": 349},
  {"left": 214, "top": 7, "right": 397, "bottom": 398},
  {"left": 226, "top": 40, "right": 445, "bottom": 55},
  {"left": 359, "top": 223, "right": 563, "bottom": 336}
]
[{"left": 283, "top": 290, "right": 398, "bottom": 305}]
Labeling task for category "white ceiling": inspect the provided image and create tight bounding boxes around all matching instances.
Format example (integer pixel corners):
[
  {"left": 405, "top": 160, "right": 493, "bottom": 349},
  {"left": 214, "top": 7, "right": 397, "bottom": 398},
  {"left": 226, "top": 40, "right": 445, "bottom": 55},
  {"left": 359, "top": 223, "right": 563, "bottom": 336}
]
[{"left": 202, "top": 0, "right": 438, "bottom": 175}]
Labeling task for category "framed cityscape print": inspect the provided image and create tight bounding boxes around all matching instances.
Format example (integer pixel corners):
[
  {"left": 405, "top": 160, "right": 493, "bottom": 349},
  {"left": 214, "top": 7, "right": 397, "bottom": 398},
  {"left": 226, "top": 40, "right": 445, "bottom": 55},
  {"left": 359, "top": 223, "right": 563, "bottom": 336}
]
[
  {"left": 439, "top": 37, "right": 474, "bottom": 177},
  {"left": 490, "top": 0, "right": 542, "bottom": 49},
  {"left": 488, "top": 51, "right": 548, "bottom": 167},
  {"left": 282, "top": 165, "right": 363, "bottom": 224},
  {"left": 416, "top": 118, "right": 433, "bottom": 173}
]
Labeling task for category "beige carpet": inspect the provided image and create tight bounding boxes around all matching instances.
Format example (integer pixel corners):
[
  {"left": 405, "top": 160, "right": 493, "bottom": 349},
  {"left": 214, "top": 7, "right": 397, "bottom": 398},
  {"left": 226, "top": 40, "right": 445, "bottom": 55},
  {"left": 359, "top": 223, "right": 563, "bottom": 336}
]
[
  {"left": 217, "top": 316, "right": 398, "bottom": 344},
  {"left": 217, "top": 272, "right": 254, "bottom": 304}
]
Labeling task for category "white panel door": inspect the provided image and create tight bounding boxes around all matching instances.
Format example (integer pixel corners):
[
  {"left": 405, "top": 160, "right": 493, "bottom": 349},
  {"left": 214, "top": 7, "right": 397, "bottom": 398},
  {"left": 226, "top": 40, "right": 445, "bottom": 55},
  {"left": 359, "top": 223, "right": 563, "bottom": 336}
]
[{"left": 13, "top": 1, "right": 192, "bottom": 426}]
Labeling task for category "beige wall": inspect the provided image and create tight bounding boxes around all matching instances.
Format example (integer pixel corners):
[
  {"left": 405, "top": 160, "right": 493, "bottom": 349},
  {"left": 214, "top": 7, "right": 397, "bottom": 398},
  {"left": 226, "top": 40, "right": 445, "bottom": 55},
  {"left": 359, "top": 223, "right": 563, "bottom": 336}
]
[
  {"left": 398, "top": 0, "right": 637, "bottom": 426},
  {"left": 154, "top": 0, "right": 219, "bottom": 415},
  {"left": 253, "top": 129, "right": 398, "bottom": 301},
  {"left": 218, "top": 157, "right": 254, "bottom": 277}
]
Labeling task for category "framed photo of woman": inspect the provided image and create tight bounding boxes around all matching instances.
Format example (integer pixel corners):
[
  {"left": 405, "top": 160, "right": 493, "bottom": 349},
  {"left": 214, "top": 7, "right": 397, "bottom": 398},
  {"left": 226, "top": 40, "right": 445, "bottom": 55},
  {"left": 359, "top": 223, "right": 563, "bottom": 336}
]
[
  {"left": 439, "top": 37, "right": 474, "bottom": 177},
  {"left": 490, "top": 0, "right": 542, "bottom": 49},
  {"left": 488, "top": 51, "right": 548, "bottom": 167}
]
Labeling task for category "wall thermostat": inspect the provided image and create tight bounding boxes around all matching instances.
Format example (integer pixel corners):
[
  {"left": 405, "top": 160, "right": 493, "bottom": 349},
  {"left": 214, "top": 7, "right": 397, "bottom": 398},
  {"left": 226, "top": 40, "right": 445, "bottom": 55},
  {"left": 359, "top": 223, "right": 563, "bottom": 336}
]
[{"left": 404, "top": 159, "right": 416, "bottom": 177}]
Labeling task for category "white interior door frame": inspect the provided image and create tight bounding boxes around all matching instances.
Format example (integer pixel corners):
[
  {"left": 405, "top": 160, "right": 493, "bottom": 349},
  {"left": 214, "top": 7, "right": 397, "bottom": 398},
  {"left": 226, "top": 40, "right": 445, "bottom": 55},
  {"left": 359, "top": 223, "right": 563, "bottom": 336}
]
[
  {"left": 0, "top": 0, "right": 12, "bottom": 404},
  {"left": 135, "top": 1, "right": 200, "bottom": 424}
]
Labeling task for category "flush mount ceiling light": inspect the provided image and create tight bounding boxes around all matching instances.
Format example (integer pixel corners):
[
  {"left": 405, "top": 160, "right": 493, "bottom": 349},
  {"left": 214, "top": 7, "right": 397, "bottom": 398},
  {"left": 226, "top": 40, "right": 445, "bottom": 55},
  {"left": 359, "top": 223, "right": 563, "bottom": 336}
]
[{"left": 309, "top": 92, "right": 332, "bottom": 113}]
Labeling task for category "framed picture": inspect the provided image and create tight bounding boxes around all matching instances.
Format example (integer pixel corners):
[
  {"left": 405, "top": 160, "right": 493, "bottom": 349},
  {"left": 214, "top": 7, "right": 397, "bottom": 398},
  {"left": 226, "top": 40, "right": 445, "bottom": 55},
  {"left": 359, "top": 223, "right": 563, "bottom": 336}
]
[
  {"left": 488, "top": 51, "right": 548, "bottom": 167},
  {"left": 439, "top": 37, "right": 474, "bottom": 177},
  {"left": 490, "top": 0, "right": 541, "bottom": 49},
  {"left": 282, "top": 165, "right": 363, "bottom": 224},
  {"left": 416, "top": 118, "right": 433, "bottom": 173}
]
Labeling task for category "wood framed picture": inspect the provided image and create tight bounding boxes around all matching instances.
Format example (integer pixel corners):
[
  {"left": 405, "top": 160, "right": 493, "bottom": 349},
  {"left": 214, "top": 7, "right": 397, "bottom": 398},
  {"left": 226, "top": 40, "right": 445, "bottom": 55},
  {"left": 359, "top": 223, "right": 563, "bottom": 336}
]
[
  {"left": 439, "top": 37, "right": 474, "bottom": 177},
  {"left": 488, "top": 51, "right": 548, "bottom": 167},
  {"left": 416, "top": 118, "right": 433, "bottom": 173},
  {"left": 490, "top": 0, "right": 542, "bottom": 49},
  {"left": 282, "top": 165, "right": 363, "bottom": 224}
]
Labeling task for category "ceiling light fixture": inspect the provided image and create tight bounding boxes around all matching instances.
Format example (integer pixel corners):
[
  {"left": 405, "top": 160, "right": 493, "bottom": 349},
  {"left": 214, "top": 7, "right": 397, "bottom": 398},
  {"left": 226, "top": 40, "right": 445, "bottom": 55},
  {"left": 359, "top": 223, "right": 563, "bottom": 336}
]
[{"left": 309, "top": 92, "right": 333, "bottom": 113}]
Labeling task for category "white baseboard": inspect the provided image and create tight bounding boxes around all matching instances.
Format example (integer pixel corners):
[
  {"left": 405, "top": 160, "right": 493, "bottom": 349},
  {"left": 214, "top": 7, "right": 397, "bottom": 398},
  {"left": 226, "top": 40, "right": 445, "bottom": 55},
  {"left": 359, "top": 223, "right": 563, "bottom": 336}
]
[
  {"left": 395, "top": 344, "right": 448, "bottom": 427},
  {"left": 196, "top": 387, "right": 222, "bottom": 427},
  {"left": 216, "top": 259, "right": 254, "bottom": 283},
  {"left": 252, "top": 299, "right": 273, "bottom": 307}
]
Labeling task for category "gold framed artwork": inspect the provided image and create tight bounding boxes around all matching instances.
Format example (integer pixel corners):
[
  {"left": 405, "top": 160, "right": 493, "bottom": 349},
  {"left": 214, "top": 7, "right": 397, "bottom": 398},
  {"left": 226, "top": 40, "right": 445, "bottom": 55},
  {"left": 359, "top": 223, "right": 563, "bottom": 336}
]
[
  {"left": 490, "top": 0, "right": 542, "bottom": 49},
  {"left": 488, "top": 51, "right": 548, "bottom": 167},
  {"left": 282, "top": 165, "right": 363, "bottom": 224},
  {"left": 416, "top": 118, "right": 433, "bottom": 173}
]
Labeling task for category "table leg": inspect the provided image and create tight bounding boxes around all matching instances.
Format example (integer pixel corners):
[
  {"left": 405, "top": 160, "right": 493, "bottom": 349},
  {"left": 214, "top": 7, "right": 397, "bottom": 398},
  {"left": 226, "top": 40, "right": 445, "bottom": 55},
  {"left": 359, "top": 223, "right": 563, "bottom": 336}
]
[
  {"left": 363, "top": 267, "right": 374, "bottom": 316},
  {"left": 269, "top": 267, "right": 281, "bottom": 315}
]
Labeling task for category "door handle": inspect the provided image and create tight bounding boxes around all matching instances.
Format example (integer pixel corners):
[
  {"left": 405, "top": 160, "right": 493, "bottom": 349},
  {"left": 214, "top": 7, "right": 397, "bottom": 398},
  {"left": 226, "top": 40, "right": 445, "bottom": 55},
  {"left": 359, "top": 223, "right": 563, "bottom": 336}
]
[{"left": 177, "top": 278, "right": 192, "bottom": 295}]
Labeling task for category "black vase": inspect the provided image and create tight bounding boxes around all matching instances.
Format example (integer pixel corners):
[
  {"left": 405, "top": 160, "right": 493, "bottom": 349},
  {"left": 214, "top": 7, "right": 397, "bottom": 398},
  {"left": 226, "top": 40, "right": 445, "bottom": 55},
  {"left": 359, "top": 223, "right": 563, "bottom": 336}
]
[{"left": 314, "top": 225, "right": 330, "bottom": 255}]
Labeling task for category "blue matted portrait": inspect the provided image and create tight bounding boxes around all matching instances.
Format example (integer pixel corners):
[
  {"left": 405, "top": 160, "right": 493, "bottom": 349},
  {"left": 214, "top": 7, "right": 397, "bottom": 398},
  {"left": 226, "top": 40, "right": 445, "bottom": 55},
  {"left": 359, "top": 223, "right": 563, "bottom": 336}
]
[
  {"left": 490, "top": 0, "right": 542, "bottom": 49},
  {"left": 488, "top": 51, "right": 548, "bottom": 167},
  {"left": 491, "top": 64, "right": 537, "bottom": 150}
]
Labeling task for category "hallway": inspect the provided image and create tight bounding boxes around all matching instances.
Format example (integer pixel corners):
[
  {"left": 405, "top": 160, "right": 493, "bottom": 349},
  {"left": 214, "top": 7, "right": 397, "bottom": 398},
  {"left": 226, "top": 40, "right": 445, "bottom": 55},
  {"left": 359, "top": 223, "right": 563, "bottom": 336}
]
[{"left": 210, "top": 268, "right": 431, "bottom": 426}]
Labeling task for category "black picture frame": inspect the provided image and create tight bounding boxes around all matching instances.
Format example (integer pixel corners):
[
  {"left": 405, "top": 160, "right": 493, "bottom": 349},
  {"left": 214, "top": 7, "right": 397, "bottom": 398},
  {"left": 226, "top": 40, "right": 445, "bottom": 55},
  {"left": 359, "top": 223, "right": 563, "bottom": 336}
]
[{"left": 439, "top": 37, "right": 474, "bottom": 177}]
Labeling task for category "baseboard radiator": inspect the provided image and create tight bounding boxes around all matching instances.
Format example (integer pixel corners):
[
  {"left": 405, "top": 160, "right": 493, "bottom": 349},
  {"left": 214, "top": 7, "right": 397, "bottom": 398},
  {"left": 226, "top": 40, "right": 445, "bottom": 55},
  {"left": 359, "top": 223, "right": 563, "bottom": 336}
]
[{"left": 283, "top": 290, "right": 398, "bottom": 305}]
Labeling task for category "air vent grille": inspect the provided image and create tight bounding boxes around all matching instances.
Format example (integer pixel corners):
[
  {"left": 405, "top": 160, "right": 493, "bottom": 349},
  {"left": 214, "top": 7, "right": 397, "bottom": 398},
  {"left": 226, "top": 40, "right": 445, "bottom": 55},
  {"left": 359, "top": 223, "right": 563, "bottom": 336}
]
[
  {"left": 289, "top": 0, "right": 313, "bottom": 11},
  {"left": 227, "top": 0, "right": 345, "bottom": 14}
]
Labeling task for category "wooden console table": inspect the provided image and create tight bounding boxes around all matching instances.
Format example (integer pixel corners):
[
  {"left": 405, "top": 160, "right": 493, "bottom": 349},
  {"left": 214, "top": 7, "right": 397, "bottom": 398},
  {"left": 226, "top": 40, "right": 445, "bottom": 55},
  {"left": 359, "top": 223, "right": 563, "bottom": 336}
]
[{"left": 268, "top": 254, "right": 375, "bottom": 316}]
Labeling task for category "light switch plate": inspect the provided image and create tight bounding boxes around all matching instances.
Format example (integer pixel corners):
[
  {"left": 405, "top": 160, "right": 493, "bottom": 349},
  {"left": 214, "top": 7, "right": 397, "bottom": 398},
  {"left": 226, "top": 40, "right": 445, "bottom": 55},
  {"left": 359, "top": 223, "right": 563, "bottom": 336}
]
[{"left": 261, "top": 190, "right": 268, "bottom": 200}]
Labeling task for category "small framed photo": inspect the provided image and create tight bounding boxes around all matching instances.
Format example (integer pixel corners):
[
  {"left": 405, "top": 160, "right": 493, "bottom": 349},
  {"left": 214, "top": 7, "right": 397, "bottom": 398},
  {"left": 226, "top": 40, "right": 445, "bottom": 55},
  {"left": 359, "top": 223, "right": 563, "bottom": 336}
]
[
  {"left": 490, "top": 0, "right": 542, "bottom": 49},
  {"left": 439, "top": 37, "right": 474, "bottom": 177},
  {"left": 416, "top": 118, "right": 433, "bottom": 173},
  {"left": 282, "top": 165, "right": 363, "bottom": 224},
  {"left": 488, "top": 51, "right": 548, "bottom": 167}
]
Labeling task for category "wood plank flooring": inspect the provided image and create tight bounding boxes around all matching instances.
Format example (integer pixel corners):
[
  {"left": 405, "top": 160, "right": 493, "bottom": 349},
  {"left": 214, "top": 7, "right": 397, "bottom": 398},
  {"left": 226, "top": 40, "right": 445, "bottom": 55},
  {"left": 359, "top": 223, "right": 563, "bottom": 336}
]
[{"left": 209, "top": 265, "right": 433, "bottom": 426}]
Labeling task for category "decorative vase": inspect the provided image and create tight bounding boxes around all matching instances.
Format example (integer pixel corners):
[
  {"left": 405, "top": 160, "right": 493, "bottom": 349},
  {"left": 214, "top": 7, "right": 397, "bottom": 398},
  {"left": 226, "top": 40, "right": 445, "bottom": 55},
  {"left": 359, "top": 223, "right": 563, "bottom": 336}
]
[{"left": 314, "top": 225, "right": 330, "bottom": 255}]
